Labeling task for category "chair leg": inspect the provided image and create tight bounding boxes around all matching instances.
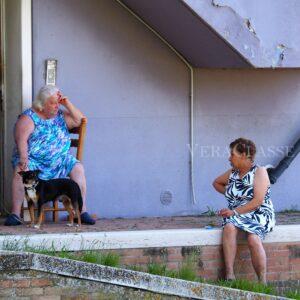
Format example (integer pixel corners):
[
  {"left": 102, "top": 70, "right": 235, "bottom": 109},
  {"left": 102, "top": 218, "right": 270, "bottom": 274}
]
[{"left": 53, "top": 200, "right": 59, "bottom": 222}]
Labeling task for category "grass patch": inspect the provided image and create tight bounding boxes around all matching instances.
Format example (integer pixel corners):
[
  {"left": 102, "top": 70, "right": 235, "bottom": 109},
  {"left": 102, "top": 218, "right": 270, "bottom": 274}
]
[
  {"left": 215, "top": 279, "right": 276, "bottom": 295},
  {"left": 76, "top": 251, "right": 120, "bottom": 267},
  {"left": 201, "top": 206, "right": 218, "bottom": 216},
  {"left": 30, "top": 247, "right": 120, "bottom": 268},
  {"left": 177, "top": 264, "right": 197, "bottom": 281},
  {"left": 128, "top": 265, "right": 144, "bottom": 272},
  {"left": 2, "top": 239, "right": 59, "bottom": 256},
  {"left": 1, "top": 239, "right": 120, "bottom": 268},
  {"left": 285, "top": 290, "right": 300, "bottom": 300},
  {"left": 177, "top": 254, "right": 198, "bottom": 281},
  {"left": 146, "top": 263, "right": 177, "bottom": 278},
  {"left": 147, "top": 262, "right": 166, "bottom": 276},
  {"left": 146, "top": 253, "right": 198, "bottom": 281},
  {"left": 144, "top": 259, "right": 287, "bottom": 298}
]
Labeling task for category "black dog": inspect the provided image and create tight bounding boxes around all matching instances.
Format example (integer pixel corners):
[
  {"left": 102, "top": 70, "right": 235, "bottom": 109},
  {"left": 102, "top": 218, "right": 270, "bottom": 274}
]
[{"left": 19, "top": 170, "right": 83, "bottom": 228}]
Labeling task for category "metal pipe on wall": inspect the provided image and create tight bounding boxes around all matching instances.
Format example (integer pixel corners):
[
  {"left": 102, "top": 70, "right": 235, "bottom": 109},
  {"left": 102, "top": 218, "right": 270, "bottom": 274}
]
[
  {"left": 267, "top": 138, "right": 300, "bottom": 184},
  {"left": 115, "top": 0, "right": 197, "bottom": 204}
]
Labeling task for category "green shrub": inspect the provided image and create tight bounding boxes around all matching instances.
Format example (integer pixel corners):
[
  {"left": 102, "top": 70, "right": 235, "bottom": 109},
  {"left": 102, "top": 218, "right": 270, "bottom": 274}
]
[
  {"left": 177, "top": 254, "right": 198, "bottom": 281},
  {"left": 128, "top": 265, "right": 144, "bottom": 272},
  {"left": 147, "top": 263, "right": 167, "bottom": 276},
  {"left": 177, "top": 264, "right": 197, "bottom": 281}
]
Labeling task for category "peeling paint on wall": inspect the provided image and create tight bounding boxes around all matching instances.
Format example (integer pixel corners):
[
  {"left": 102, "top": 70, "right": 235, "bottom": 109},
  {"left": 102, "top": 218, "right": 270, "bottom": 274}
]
[
  {"left": 244, "top": 19, "right": 256, "bottom": 35},
  {"left": 184, "top": 0, "right": 300, "bottom": 67},
  {"left": 211, "top": 0, "right": 238, "bottom": 15},
  {"left": 271, "top": 44, "right": 286, "bottom": 67},
  {"left": 211, "top": 0, "right": 221, "bottom": 8},
  {"left": 211, "top": 0, "right": 259, "bottom": 40},
  {"left": 243, "top": 44, "right": 255, "bottom": 59}
]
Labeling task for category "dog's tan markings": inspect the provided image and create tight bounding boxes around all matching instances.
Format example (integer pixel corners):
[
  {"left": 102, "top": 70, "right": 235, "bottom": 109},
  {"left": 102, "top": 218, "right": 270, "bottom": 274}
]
[
  {"left": 28, "top": 201, "right": 35, "bottom": 227},
  {"left": 76, "top": 207, "right": 81, "bottom": 227},
  {"left": 61, "top": 195, "right": 75, "bottom": 227},
  {"left": 25, "top": 189, "right": 38, "bottom": 227},
  {"left": 35, "top": 204, "right": 45, "bottom": 229}
]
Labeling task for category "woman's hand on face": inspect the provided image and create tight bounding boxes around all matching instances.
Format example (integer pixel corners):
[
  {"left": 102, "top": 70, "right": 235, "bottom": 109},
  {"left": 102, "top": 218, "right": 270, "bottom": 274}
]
[
  {"left": 58, "top": 96, "right": 71, "bottom": 108},
  {"left": 218, "top": 208, "right": 234, "bottom": 218},
  {"left": 57, "top": 91, "right": 71, "bottom": 107}
]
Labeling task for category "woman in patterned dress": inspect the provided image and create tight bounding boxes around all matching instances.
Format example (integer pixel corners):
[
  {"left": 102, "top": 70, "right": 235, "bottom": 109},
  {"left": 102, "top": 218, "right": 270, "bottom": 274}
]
[
  {"left": 5, "top": 85, "right": 95, "bottom": 226},
  {"left": 213, "top": 138, "right": 275, "bottom": 283}
]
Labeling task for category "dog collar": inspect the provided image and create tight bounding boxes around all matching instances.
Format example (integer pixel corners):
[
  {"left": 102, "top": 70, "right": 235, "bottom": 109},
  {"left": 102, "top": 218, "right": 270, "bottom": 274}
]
[{"left": 25, "top": 182, "right": 38, "bottom": 191}]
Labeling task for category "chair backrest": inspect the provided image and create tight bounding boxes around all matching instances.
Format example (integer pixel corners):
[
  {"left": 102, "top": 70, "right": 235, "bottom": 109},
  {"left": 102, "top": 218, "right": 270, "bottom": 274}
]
[{"left": 69, "top": 117, "right": 87, "bottom": 161}]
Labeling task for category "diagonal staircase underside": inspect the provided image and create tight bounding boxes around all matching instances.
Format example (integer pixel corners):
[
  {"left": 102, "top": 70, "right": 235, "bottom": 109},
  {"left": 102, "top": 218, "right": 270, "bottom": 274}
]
[{"left": 121, "top": 0, "right": 300, "bottom": 68}]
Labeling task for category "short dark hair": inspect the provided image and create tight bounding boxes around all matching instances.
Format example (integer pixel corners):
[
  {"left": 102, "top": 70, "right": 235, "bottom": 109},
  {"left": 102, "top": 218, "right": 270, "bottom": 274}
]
[{"left": 230, "top": 138, "right": 256, "bottom": 161}]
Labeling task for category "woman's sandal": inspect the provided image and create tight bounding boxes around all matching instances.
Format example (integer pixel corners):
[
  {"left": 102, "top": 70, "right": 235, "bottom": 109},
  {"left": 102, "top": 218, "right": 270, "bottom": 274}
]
[
  {"left": 4, "top": 214, "right": 22, "bottom": 226},
  {"left": 80, "top": 212, "right": 96, "bottom": 225},
  {"left": 74, "top": 212, "right": 96, "bottom": 225}
]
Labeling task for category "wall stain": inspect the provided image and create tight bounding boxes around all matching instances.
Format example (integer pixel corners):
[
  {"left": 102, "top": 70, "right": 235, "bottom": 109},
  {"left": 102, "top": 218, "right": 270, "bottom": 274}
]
[
  {"left": 289, "top": 245, "right": 300, "bottom": 258},
  {"left": 143, "top": 247, "right": 168, "bottom": 258},
  {"left": 181, "top": 246, "right": 202, "bottom": 257}
]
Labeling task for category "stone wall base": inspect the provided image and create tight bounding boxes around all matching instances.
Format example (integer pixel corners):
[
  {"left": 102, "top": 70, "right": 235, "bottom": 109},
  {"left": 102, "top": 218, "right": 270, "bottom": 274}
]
[{"left": 100, "top": 242, "right": 300, "bottom": 282}]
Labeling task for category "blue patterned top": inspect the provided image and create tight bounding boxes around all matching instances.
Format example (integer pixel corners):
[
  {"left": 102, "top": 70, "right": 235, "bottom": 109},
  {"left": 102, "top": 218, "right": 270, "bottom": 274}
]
[
  {"left": 223, "top": 165, "right": 275, "bottom": 239},
  {"left": 12, "top": 108, "right": 78, "bottom": 180}
]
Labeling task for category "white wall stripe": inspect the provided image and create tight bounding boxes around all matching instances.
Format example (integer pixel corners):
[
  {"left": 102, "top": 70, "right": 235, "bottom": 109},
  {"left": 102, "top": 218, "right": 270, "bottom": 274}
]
[{"left": 21, "top": 0, "right": 32, "bottom": 109}]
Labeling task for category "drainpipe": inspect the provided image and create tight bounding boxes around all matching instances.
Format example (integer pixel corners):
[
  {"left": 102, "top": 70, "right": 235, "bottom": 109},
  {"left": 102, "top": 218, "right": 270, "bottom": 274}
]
[
  {"left": 115, "top": 0, "right": 197, "bottom": 204},
  {"left": 267, "top": 138, "right": 300, "bottom": 184}
]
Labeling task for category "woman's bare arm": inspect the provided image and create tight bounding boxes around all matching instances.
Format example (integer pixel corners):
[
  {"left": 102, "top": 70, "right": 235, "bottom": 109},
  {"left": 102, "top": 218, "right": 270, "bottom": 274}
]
[
  {"left": 212, "top": 169, "right": 232, "bottom": 194},
  {"left": 14, "top": 115, "right": 34, "bottom": 170},
  {"left": 60, "top": 97, "right": 84, "bottom": 129}
]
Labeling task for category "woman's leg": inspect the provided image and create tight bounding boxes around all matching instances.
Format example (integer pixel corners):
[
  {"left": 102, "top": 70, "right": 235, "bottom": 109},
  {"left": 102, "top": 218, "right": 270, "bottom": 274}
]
[
  {"left": 11, "top": 166, "right": 25, "bottom": 216},
  {"left": 223, "top": 223, "right": 238, "bottom": 280},
  {"left": 69, "top": 163, "right": 87, "bottom": 212},
  {"left": 247, "top": 233, "right": 267, "bottom": 283}
]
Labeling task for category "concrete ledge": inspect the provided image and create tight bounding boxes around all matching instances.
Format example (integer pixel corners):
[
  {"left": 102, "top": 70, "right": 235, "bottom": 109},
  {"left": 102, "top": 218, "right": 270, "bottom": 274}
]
[
  {"left": 0, "top": 224, "right": 299, "bottom": 251},
  {"left": 0, "top": 251, "right": 287, "bottom": 300}
]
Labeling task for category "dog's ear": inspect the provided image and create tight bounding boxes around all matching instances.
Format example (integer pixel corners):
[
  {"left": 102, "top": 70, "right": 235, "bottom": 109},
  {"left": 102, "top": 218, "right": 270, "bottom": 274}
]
[
  {"left": 18, "top": 171, "right": 25, "bottom": 177},
  {"left": 33, "top": 170, "right": 41, "bottom": 175}
]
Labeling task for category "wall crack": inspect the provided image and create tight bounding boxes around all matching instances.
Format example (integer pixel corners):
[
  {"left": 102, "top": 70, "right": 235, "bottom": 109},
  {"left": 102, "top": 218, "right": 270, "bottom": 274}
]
[{"left": 244, "top": 19, "right": 256, "bottom": 35}]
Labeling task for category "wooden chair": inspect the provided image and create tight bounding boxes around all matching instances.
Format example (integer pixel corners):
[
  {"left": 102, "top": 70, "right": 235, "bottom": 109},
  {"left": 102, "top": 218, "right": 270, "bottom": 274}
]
[{"left": 21, "top": 117, "right": 87, "bottom": 222}]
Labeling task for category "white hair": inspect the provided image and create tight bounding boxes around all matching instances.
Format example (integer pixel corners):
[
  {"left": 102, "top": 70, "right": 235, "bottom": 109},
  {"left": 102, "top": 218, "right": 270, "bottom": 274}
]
[{"left": 32, "top": 85, "right": 59, "bottom": 111}]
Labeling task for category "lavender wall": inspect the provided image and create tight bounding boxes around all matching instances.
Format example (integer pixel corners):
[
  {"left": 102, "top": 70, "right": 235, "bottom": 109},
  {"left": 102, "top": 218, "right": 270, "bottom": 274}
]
[
  {"left": 33, "top": 0, "right": 300, "bottom": 217},
  {"left": 33, "top": 0, "right": 191, "bottom": 218},
  {"left": 194, "top": 70, "right": 300, "bottom": 212}
]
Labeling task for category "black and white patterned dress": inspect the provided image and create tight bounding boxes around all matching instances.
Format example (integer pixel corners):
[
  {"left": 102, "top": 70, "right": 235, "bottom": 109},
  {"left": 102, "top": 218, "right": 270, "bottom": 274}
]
[{"left": 223, "top": 165, "right": 275, "bottom": 239}]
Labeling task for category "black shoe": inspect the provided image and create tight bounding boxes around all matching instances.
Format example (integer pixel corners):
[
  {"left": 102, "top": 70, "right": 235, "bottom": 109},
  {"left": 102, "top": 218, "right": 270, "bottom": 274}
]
[
  {"left": 80, "top": 212, "right": 96, "bottom": 225},
  {"left": 4, "top": 214, "right": 22, "bottom": 226}
]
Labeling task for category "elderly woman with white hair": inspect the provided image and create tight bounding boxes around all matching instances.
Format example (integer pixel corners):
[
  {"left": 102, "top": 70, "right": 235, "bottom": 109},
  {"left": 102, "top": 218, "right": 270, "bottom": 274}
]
[{"left": 5, "top": 85, "right": 95, "bottom": 226}]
